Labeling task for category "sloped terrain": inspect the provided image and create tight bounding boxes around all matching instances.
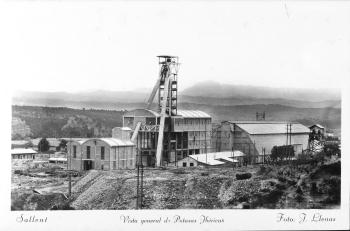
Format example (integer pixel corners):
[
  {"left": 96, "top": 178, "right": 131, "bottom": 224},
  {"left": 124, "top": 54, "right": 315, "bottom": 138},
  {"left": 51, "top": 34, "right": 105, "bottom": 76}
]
[{"left": 68, "top": 161, "right": 341, "bottom": 210}]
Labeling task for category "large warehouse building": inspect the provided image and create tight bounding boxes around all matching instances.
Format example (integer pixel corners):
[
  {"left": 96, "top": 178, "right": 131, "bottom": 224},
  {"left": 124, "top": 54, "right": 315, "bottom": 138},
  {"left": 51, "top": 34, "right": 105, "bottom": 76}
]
[{"left": 211, "top": 121, "right": 310, "bottom": 163}]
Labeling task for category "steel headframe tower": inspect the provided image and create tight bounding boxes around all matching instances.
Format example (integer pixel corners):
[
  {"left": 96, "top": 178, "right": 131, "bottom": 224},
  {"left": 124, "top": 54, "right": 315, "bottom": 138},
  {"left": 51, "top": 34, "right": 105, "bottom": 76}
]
[{"left": 146, "top": 56, "right": 179, "bottom": 166}]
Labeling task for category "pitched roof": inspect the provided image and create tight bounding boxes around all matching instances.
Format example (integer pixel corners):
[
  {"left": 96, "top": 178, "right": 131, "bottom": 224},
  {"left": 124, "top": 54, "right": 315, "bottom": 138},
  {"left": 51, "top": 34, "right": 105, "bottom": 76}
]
[
  {"left": 189, "top": 151, "right": 244, "bottom": 165},
  {"left": 123, "top": 109, "right": 160, "bottom": 117},
  {"left": 67, "top": 139, "right": 89, "bottom": 145},
  {"left": 11, "top": 140, "right": 31, "bottom": 146},
  {"left": 177, "top": 110, "right": 211, "bottom": 118},
  {"left": 11, "top": 148, "right": 37, "bottom": 155},
  {"left": 309, "top": 124, "right": 325, "bottom": 129},
  {"left": 189, "top": 154, "right": 225, "bottom": 165},
  {"left": 231, "top": 122, "right": 310, "bottom": 135},
  {"left": 99, "top": 138, "right": 135, "bottom": 147}
]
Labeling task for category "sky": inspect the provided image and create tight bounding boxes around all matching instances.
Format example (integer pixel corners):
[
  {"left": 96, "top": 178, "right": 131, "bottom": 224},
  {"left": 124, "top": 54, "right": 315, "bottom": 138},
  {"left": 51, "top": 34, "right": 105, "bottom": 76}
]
[{"left": 1, "top": 1, "right": 350, "bottom": 93}]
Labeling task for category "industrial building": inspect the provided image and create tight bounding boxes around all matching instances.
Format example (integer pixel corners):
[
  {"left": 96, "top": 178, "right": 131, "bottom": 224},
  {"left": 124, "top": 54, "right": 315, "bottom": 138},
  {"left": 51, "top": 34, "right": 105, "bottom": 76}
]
[
  {"left": 123, "top": 56, "right": 212, "bottom": 167},
  {"left": 11, "top": 148, "right": 37, "bottom": 160},
  {"left": 123, "top": 109, "right": 211, "bottom": 167},
  {"left": 211, "top": 121, "right": 310, "bottom": 163},
  {"left": 67, "top": 127, "right": 136, "bottom": 171}
]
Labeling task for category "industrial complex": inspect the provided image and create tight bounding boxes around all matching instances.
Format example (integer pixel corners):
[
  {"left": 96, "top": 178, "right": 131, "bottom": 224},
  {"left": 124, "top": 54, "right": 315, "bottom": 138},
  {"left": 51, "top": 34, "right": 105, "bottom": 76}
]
[{"left": 61, "top": 55, "right": 322, "bottom": 171}]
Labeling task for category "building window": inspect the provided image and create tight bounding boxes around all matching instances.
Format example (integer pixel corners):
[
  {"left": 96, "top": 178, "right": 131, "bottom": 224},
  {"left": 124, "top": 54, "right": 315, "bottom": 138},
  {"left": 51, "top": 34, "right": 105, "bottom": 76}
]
[
  {"left": 87, "top": 146, "right": 91, "bottom": 159},
  {"left": 183, "top": 162, "right": 187, "bottom": 167},
  {"left": 101, "top": 164, "right": 104, "bottom": 170},
  {"left": 113, "top": 161, "right": 116, "bottom": 170},
  {"left": 101, "top": 146, "right": 105, "bottom": 160},
  {"left": 73, "top": 145, "right": 77, "bottom": 158},
  {"left": 190, "top": 163, "right": 194, "bottom": 167}
]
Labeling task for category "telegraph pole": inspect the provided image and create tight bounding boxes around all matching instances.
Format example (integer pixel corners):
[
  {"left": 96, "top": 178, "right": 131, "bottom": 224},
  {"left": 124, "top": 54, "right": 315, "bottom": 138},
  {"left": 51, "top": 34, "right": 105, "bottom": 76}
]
[
  {"left": 68, "top": 135, "right": 72, "bottom": 198},
  {"left": 136, "top": 132, "right": 144, "bottom": 209}
]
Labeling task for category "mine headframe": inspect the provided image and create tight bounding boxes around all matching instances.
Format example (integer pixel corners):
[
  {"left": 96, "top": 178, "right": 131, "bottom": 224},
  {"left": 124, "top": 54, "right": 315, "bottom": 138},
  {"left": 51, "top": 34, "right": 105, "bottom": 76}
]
[{"left": 145, "top": 55, "right": 180, "bottom": 167}]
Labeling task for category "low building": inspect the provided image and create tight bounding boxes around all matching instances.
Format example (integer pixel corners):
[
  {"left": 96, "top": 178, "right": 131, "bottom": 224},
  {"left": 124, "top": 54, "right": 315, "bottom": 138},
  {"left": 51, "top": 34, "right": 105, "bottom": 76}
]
[
  {"left": 11, "top": 148, "right": 37, "bottom": 160},
  {"left": 170, "top": 151, "right": 243, "bottom": 167},
  {"left": 212, "top": 121, "right": 310, "bottom": 163},
  {"left": 67, "top": 127, "right": 136, "bottom": 171},
  {"left": 48, "top": 157, "right": 67, "bottom": 164}
]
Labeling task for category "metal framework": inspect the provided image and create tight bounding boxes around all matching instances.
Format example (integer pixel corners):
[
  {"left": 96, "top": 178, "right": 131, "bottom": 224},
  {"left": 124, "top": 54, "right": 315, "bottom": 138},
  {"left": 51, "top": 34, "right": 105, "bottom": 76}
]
[{"left": 146, "top": 56, "right": 180, "bottom": 166}]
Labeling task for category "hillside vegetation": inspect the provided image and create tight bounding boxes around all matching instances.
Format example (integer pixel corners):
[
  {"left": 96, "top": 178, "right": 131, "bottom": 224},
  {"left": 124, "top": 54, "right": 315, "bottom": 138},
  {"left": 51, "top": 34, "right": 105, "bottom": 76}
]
[
  {"left": 12, "top": 103, "right": 341, "bottom": 139},
  {"left": 12, "top": 105, "right": 123, "bottom": 138}
]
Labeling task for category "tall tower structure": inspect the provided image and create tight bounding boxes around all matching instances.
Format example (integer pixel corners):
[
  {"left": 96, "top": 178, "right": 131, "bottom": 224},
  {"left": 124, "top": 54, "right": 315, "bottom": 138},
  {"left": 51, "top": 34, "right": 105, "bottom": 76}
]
[
  {"left": 147, "top": 56, "right": 179, "bottom": 115},
  {"left": 145, "top": 56, "right": 179, "bottom": 166},
  {"left": 124, "top": 56, "right": 212, "bottom": 168}
]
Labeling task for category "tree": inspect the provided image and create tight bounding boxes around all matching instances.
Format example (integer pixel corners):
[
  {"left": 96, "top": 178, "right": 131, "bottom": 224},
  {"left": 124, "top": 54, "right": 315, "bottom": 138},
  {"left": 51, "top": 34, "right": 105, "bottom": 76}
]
[
  {"left": 59, "top": 139, "right": 68, "bottom": 151},
  {"left": 271, "top": 146, "right": 278, "bottom": 163},
  {"left": 323, "top": 143, "right": 340, "bottom": 157},
  {"left": 12, "top": 133, "right": 24, "bottom": 140},
  {"left": 38, "top": 138, "right": 50, "bottom": 152},
  {"left": 271, "top": 145, "right": 295, "bottom": 163}
]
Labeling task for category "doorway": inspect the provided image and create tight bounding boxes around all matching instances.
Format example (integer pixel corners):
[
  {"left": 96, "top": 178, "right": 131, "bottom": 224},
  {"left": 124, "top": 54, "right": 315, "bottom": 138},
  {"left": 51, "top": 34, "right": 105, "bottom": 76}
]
[{"left": 83, "top": 160, "right": 93, "bottom": 170}]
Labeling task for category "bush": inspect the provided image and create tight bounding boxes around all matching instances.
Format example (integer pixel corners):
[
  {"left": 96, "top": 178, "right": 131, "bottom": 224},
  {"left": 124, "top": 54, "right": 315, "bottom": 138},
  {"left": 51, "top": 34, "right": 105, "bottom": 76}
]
[{"left": 236, "top": 172, "right": 252, "bottom": 180}]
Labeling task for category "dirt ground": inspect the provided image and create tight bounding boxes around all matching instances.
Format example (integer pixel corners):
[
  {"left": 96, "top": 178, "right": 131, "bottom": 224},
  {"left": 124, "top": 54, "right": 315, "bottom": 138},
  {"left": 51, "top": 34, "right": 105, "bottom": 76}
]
[
  {"left": 11, "top": 158, "right": 341, "bottom": 210},
  {"left": 11, "top": 160, "right": 80, "bottom": 210}
]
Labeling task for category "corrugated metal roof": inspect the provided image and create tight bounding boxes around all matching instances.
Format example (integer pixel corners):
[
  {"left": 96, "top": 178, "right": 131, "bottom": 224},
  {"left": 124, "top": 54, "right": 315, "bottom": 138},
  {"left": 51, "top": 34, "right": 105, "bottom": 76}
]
[
  {"left": 234, "top": 123, "right": 310, "bottom": 135},
  {"left": 188, "top": 151, "right": 244, "bottom": 165},
  {"left": 11, "top": 148, "right": 37, "bottom": 155},
  {"left": 123, "top": 109, "right": 160, "bottom": 117},
  {"left": 227, "top": 121, "right": 290, "bottom": 124},
  {"left": 67, "top": 139, "right": 89, "bottom": 145},
  {"left": 189, "top": 154, "right": 225, "bottom": 166},
  {"left": 99, "top": 138, "right": 135, "bottom": 147},
  {"left": 177, "top": 110, "right": 211, "bottom": 118}
]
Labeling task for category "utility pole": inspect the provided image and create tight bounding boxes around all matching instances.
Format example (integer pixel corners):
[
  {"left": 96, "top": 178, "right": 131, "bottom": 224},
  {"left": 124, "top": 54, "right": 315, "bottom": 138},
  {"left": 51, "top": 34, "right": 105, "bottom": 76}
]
[
  {"left": 205, "top": 119, "right": 207, "bottom": 165},
  {"left": 68, "top": 135, "right": 72, "bottom": 198},
  {"left": 136, "top": 132, "right": 144, "bottom": 209}
]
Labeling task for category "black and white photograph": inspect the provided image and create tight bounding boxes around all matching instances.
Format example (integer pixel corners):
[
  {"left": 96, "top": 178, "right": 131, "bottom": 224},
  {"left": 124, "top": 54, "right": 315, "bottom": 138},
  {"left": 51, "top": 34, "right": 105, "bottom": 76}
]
[{"left": 0, "top": 0, "right": 349, "bottom": 230}]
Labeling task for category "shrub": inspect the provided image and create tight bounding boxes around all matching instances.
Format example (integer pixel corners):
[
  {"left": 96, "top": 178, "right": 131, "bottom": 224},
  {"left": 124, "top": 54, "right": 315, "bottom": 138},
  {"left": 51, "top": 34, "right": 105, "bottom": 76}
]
[{"left": 236, "top": 172, "right": 252, "bottom": 180}]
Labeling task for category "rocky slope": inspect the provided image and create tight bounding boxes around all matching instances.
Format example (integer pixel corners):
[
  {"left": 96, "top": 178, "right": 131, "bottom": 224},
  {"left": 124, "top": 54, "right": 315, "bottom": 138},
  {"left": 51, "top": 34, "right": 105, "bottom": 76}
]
[{"left": 68, "top": 161, "right": 340, "bottom": 210}]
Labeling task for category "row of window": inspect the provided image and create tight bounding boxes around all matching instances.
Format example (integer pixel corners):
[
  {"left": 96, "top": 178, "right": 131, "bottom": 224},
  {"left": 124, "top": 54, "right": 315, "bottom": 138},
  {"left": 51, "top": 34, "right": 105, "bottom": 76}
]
[
  {"left": 72, "top": 145, "right": 105, "bottom": 159},
  {"left": 188, "top": 131, "right": 211, "bottom": 137},
  {"left": 182, "top": 162, "right": 195, "bottom": 167},
  {"left": 175, "top": 119, "right": 211, "bottom": 126},
  {"left": 72, "top": 145, "right": 134, "bottom": 161},
  {"left": 188, "top": 140, "right": 211, "bottom": 147}
]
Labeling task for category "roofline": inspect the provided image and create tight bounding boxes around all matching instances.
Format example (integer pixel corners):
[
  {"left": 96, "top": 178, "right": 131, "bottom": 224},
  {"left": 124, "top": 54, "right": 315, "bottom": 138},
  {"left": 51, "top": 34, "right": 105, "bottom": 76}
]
[
  {"left": 69, "top": 138, "right": 135, "bottom": 147},
  {"left": 123, "top": 108, "right": 160, "bottom": 118},
  {"left": 249, "top": 132, "right": 310, "bottom": 135},
  {"left": 224, "top": 120, "right": 297, "bottom": 124},
  {"left": 157, "top": 55, "right": 178, "bottom": 58}
]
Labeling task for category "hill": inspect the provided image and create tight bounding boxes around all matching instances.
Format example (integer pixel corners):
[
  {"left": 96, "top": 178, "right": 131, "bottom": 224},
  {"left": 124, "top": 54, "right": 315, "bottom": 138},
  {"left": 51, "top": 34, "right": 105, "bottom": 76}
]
[
  {"left": 12, "top": 103, "right": 341, "bottom": 139},
  {"left": 13, "top": 81, "right": 341, "bottom": 110},
  {"left": 12, "top": 105, "right": 124, "bottom": 138},
  {"left": 181, "top": 81, "right": 341, "bottom": 102}
]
